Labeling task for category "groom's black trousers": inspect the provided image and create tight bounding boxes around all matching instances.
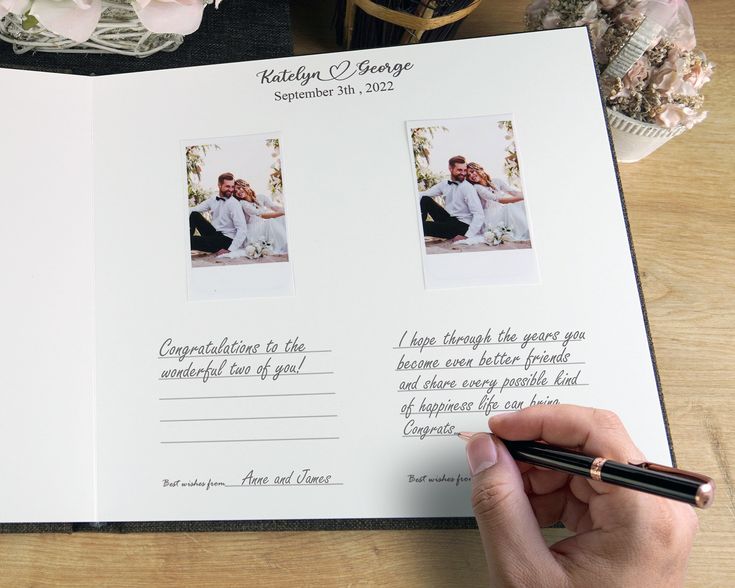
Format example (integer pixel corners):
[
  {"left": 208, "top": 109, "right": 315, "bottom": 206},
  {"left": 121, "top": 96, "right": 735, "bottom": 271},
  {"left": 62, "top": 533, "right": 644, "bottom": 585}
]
[
  {"left": 189, "top": 211, "right": 233, "bottom": 253},
  {"left": 420, "top": 196, "right": 469, "bottom": 239}
]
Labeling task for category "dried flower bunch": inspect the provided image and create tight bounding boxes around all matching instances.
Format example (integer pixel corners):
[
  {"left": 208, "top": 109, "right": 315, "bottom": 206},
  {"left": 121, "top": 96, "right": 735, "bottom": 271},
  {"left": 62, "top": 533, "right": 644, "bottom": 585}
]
[
  {"left": 0, "top": 0, "right": 223, "bottom": 43},
  {"left": 526, "top": 0, "right": 713, "bottom": 128}
]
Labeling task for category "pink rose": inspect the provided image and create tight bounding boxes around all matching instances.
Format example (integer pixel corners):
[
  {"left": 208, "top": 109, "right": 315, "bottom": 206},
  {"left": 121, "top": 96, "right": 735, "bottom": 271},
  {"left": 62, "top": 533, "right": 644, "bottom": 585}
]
[
  {"left": 685, "top": 57, "right": 713, "bottom": 91},
  {"left": 646, "top": 0, "right": 697, "bottom": 50},
  {"left": 650, "top": 50, "right": 687, "bottom": 95},
  {"left": 599, "top": 0, "right": 620, "bottom": 9},
  {"left": 587, "top": 17, "right": 609, "bottom": 47},
  {"left": 526, "top": 0, "right": 551, "bottom": 20},
  {"left": 622, "top": 56, "right": 650, "bottom": 91},
  {"left": 615, "top": 4, "right": 645, "bottom": 26},
  {"left": 685, "top": 109, "right": 707, "bottom": 129},
  {"left": 132, "top": 0, "right": 207, "bottom": 35},
  {"left": 0, "top": 0, "right": 30, "bottom": 17},
  {"left": 542, "top": 11, "right": 562, "bottom": 29},
  {"left": 654, "top": 104, "right": 685, "bottom": 127},
  {"left": 582, "top": 0, "right": 599, "bottom": 20},
  {"left": 575, "top": 1, "right": 599, "bottom": 25},
  {"left": 29, "top": 0, "right": 102, "bottom": 43},
  {"left": 654, "top": 103, "right": 707, "bottom": 129},
  {"left": 650, "top": 65, "right": 677, "bottom": 94}
]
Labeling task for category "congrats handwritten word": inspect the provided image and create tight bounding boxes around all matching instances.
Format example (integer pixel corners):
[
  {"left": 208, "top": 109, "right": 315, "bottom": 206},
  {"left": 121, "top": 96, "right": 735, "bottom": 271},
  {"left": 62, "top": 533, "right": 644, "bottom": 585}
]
[{"left": 256, "top": 59, "right": 414, "bottom": 87}]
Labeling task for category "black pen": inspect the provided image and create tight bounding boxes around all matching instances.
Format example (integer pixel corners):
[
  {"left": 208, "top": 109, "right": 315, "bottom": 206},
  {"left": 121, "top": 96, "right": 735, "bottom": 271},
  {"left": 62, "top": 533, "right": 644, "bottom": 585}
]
[{"left": 458, "top": 432, "right": 715, "bottom": 509}]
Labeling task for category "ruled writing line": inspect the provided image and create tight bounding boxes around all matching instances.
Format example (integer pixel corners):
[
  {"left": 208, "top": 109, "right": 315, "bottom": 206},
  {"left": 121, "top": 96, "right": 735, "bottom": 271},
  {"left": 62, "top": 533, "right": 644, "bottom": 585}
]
[
  {"left": 406, "top": 410, "right": 533, "bottom": 416},
  {"left": 393, "top": 339, "right": 584, "bottom": 350},
  {"left": 158, "top": 350, "right": 332, "bottom": 359},
  {"left": 161, "top": 415, "right": 338, "bottom": 423},
  {"left": 161, "top": 437, "right": 340, "bottom": 444},
  {"left": 224, "top": 483, "right": 344, "bottom": 488},
  {"left": 395, "top": 363, "right": 585, "bottom": 372},
  {"left": 159, "top": 392, "right": 336, "bottom": 401},
  {"left": 159, "top": 371, "right": 334, "bottom": 381},
  {"left": 402, "top": 434, "right": 457, "bottom": 438},
  {"left": 396, "top": 384, "right": 588, "bottom": 392}
]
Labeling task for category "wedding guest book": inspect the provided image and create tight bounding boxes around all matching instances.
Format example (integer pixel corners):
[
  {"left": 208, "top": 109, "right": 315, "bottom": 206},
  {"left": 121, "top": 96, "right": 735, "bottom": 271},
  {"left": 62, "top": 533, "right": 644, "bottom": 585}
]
[{"left": 0, "top": 27, "right": 672, "bottom": 527}]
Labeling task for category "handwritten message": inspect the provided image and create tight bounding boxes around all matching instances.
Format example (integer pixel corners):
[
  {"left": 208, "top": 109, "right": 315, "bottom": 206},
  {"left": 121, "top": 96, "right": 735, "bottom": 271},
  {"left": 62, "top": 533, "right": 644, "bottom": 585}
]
[
  {"left": 156, "top": 335, "right": 338, "bottom": 448},
  {"left": 157, "top": 335, "right": 329, "bottom": 383},
  {"left": 395, "top": 327, "right": 587, "bottom": 439}
]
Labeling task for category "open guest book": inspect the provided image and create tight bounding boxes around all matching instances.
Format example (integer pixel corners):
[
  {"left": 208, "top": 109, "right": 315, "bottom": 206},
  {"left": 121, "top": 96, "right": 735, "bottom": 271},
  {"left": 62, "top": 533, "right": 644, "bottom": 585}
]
[{"left": 0, "top": 27, "right": 672, "bottom": 528}]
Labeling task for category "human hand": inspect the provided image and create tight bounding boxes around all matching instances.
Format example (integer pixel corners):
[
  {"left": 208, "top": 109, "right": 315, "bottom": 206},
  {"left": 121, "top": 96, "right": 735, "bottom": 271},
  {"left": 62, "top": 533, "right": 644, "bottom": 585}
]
[
  {"left": 215, "top": 248, "right": 230, "bottom": 256},
  {"left": 452, "top": 235, "right": 468, "bottom": 242},
  {"left": 465, "top": 405, "right": 698, "bottom": 587}
]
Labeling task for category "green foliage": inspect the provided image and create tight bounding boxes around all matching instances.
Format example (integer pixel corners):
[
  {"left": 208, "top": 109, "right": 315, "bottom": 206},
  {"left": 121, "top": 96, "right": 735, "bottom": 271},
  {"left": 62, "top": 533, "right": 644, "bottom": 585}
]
[
  {"left": 498, "top": 121, "right": 520, "bottom": 189},
  {"left": 266, "top": 138, "right": 283, "bottom": 204},
  {"left": 22, "top": 15, "right": 38, "bottom": 30},
  {"left": 185, "top": 144, "right": 218, "bottom": 205},
  {"left": 411, "top": 126, "right": 447, "bottom": 191}
]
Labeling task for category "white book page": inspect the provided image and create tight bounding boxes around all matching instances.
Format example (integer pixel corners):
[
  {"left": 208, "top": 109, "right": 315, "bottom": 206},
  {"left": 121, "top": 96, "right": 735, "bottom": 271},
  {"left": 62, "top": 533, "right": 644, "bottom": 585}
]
[
  {"left": 0, "top": 70, "right": 96, "bottom": 522},
  {"left": 93, "top": 29, "right": 669, "bottom": 522}
]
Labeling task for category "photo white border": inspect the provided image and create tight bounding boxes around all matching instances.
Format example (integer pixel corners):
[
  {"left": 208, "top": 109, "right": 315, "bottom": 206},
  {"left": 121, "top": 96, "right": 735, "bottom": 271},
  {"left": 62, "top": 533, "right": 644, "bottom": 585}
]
[
  {"left": 406, "top": 114, "right": 540, "bottom": 290},
  {"left": 180, "top": 130, "right": 295, "bottom": 301}
]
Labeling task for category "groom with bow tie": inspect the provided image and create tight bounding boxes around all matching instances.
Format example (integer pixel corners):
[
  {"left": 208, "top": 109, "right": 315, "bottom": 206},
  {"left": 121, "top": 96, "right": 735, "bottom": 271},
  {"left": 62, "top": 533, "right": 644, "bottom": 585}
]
[
  {"left": 189, "top": 172, "right": 248, "bottom": 255},
  {"left": 419, "top": 155, "right": 484, "bottom": 242}
]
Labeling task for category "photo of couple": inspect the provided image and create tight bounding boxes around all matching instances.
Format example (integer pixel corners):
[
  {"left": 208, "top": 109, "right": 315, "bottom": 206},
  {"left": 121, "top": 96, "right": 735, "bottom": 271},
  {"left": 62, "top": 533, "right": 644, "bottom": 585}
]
[
  {"left": 410, "top": 117, "right": 531, "bottom": 255},
  {"left": 186, "top": 134, "right": 288, "bottom": 268}
]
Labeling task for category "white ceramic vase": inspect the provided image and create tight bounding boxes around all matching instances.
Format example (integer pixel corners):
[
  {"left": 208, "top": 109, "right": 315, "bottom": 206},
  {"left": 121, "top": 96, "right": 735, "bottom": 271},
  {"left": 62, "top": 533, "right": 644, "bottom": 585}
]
[{"left": 607, "top": 107, "right": 687, "bottom": 163}]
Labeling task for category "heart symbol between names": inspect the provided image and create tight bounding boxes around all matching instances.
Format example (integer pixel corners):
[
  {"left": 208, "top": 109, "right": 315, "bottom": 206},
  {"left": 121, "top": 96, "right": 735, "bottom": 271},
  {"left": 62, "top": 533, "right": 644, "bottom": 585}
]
[{"left": 327, "top": 60, "right": 354, "bottom": 81}]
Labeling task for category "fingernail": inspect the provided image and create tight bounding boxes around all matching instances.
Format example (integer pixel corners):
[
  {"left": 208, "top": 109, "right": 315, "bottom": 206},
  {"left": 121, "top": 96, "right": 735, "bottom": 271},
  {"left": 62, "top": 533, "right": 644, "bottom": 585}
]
[{"left": 466, "top": 434, "right": 498, "bottom": 475}]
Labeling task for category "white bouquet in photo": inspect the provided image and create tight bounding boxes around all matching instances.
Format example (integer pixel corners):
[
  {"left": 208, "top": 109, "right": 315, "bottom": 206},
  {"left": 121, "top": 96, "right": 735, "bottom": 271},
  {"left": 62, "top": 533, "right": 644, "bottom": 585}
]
[
  {"left": 243, "top": 240, "right": 273, "bottom": 260},
  {"left": 484, "top": 225, "right": 513, "bottom": 246},
  {"left": 217, "top": 240, "right": 273, "bottom": 260}
]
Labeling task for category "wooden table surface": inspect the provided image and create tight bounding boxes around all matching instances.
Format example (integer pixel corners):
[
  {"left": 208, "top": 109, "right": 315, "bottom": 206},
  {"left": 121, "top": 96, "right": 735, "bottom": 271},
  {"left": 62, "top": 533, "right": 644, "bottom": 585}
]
[{"left": 2, "top": 1, "right": 733, "bottom": 585}]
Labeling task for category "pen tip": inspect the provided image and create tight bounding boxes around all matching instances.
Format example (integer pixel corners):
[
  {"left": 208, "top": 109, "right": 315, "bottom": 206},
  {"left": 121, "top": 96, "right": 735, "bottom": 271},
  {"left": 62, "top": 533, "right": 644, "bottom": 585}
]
[{"left": 457, "top": 432, "right": 474, "bottom": 442}]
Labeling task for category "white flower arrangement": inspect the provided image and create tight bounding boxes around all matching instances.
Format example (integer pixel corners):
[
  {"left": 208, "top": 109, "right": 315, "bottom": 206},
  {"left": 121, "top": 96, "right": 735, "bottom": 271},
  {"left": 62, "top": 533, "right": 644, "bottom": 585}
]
[
  {"left": 0, "top": 0, "right": 223, "bottom": 55},
  {"left": 243, "top": 240, "right": 273, "bottom": 260},
  {"left": 484, "top": 225, "right": 514, "bottom": 246}
]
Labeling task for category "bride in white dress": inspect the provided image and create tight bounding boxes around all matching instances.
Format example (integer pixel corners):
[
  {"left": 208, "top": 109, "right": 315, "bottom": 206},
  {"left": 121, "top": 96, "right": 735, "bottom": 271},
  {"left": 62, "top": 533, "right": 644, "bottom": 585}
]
[
  {"left": 466, "top": 162, "right": 530, "bottom": 241},
  {"left": 234, "top": 179, "right": 288, "bottom": 254}
]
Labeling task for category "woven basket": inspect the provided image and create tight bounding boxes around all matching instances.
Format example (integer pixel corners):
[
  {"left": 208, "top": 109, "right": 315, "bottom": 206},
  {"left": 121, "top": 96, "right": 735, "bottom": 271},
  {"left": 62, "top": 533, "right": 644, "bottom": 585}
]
[
  {"left": 342, "top": 0, "right": 482, "bottom": 49},
  {"left": 0, "top": 0, "right": 184, "bottom": 57}
]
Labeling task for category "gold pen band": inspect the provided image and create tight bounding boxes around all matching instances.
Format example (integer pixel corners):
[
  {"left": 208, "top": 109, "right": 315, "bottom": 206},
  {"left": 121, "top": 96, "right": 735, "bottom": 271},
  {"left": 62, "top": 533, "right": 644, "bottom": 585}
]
[{"left": 590, "top": 457, "right": 607, "bottom": 481}]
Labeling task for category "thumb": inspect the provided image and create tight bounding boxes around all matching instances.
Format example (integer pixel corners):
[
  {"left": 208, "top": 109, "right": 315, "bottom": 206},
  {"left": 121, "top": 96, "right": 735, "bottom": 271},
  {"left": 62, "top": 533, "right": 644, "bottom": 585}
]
[{"left": 466, "top": 434, "right": 561, "bottom": 586}]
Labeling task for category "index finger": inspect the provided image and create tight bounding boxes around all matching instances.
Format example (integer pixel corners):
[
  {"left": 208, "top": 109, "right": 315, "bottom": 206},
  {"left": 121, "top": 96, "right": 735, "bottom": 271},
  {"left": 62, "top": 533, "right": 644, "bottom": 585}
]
[{"left": 488, "top": 404, "right": 646, "bottom": 463}]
